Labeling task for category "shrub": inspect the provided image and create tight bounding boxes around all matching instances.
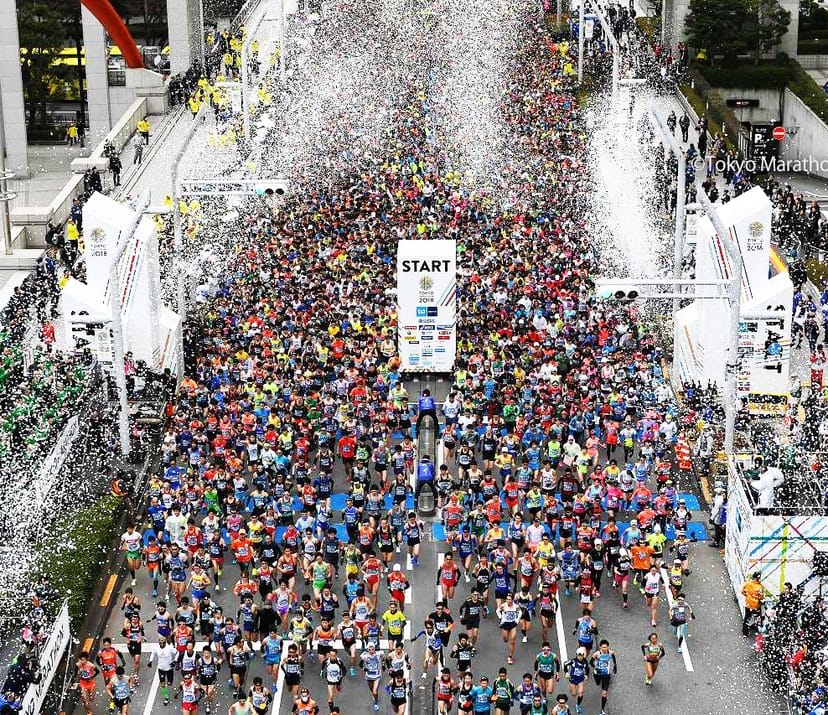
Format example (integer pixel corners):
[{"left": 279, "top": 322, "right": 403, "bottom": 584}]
[
  {"left": 38, "top": 495, "right": 124, "bottom": 631},
  {"left": 697, "top": 63, "right": 791, "bottom": 88},
  {"left": 787, "top": 58, "right": 828, "bottom": 121}
]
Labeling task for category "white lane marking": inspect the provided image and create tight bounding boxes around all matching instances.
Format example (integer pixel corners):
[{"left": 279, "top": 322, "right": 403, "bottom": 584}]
[
  {"left": 407, "top": 552, "right": 413, "bottom": 571},
  {"left": 660, "top": 567, "right": 694, "bottom": 672},
  {"left": 554, "top": 592, "right": 569, "bottom": 665},
  {"left": 269, "top": 642, "right": 290, "bottom": 715},
  {"left": 436, "top": 552, "right": 445, "bottom": 602},
  {"left": 142, "top": 670, "right": 160, "bottom": 715}
]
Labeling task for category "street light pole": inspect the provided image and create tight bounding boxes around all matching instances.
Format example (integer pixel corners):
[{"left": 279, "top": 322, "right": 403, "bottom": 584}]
[
  {"left": 241, "top": 39, "right": 251, "bottom": 139},
  {"left": 578, "top": 0, "right": 585, "bottom": 84},
  {"left": 279, "top": 0, "right": 287, "bottom": 86},
  {"left": 0, "top": 89, "right": 14, "bottom": 256},
  {"left": 649, "top": 111, "right": 687, "bottom": 317},
  {"left": 171, "top": 106, "right": 205, "bottom": 377}
]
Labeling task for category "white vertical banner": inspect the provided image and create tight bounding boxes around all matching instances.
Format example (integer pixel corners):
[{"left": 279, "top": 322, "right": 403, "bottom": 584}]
[
  {"left": 20, "top": 600, "right": 71, "bottom": 715},
  {"left": 397, "top": 240, "right": 456, "bottom": 372}
]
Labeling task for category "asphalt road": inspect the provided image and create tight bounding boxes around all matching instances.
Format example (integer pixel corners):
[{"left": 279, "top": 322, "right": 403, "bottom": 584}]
[{"left": 88, "top": 501, "right": 784, "bottom": 715}]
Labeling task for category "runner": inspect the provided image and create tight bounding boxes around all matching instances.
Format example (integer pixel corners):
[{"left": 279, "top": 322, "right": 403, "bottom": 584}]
[
  {"left": 120, "top": 524, "right": 143, "bottom": 587},
  {"left": 359, "top": 641, "right": 384, "bottom": 711},
  {"left": 106, "top": 666, "right": 132, "bottom": 714},
  {"left": 563, "top": 648, "right": 589, "bottom": 715},
  {"left": 641, "top": 632, "right": 666, "bottom": 685},
  {"left": 590, "top": 640, "right": 618, "bottom": 715},
  {"left": 496, "top": 592, "right": 522, "bottom": 665},
  {"left": 669, "top": 593, "right": 696, "bottom": 652},
  {"left": 534, "top": 641, "right": 561, "bottom": 700}
]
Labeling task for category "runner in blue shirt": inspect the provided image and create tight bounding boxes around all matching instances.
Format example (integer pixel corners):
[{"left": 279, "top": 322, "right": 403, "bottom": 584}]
[
  {"left": 470, "top": 674, "right": 494, "bottom": 715},
  {"left": 589, "top": 640, "right": 617, "bottom": 715},
  {"left": 563, "top": 648, "right": 590, "bottom": 715}
]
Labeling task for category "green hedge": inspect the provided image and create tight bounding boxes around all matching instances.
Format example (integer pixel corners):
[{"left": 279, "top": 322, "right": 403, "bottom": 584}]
[
  {"left": 38, "top": 495, "right": 124, "bottom": 631},
  {"left": 788, "top": 59, "right": 828, "bottom": 122},
  {"left": 798, "top": 38, "right": 828, "bottom": 54},
  {"left": 698, "top": 64, "right": 792, "bottom": 89},
  {"left": 798, "top": 27, "right": 828, "bottom": 40}
]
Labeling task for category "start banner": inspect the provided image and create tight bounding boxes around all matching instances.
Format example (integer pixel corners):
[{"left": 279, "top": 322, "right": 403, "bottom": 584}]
[{"left": 397, "top": 239, "right": 456, "bottom": 372}]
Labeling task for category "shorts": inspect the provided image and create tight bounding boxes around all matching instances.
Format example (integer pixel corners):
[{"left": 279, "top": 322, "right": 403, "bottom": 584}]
[
  {"left": 230, "top": 665, "right": 247, "bottom": 677},
  {"left": 500, "top": 621, "right": 516, "bottom": 631},
  {"left": 183, "top": 703, "right": 198, "bottom": 712},
  {"left": 342, "top": 638, "right": 356, "bottom": 651},
  {"left": 126, "top": 550, "right": 141, "bottom": 561},
  {"left": 495, "top": 700, "right": 511, "bottom": 711},
  {"left": 114, "top": 696, "right": 130, "bottom": 708},
  {"left": 127, "top": 642, "right": 142, "bottom": 657},
  {"left": 159, "top": 669, "right": 174, "bottom": 685},
  {"left": 594, "top": 673, "right": 611, "bottom": 689},
  {"left": 408, "top": 537, "right": 421, "bottom": 547},
  {"left": 192, "top": 589, "right": 206, "bottom": 601},
  {"left": 285, "top": 674, "right": 301, "bottom": 687},
  {"left": 318, "top": 644, "right": 333, "bottom": 656}
]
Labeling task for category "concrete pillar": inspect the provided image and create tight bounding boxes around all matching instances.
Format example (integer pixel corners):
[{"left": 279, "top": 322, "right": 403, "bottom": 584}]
[
  {"left": 167, "top": 0, "right": 204, "bottom": 75},
  {"left": 0, "top": 1, "right": 29, "bottom": 176},
  {"left": 82, "top": 5, "right": 113, "bottom": 146}
]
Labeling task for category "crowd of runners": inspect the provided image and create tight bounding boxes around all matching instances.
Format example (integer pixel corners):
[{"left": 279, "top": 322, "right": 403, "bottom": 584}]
[{"left": 60, "top": 6, "right": 719, "bottom": 715}]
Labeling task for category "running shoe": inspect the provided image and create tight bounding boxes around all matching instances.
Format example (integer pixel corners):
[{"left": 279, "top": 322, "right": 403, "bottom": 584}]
[
  {"left": 131, "top": 578, "right": 136, "bottom": 587},
  {"left": 465, "top": 574, "right": 470, "bottom": 583},
  {"left": 507, "top": 656, "right": 514, "bottom": 665},
  {"left": 575, "top": 705, "right": 583, "bottom": 714},
  {"left": 373, "top": 703, "right": 380, "bottom": 711},
  {"left": 350, "top": 667, "right": 356, "bottom": 677},
  {"left": 522, "top": 636, "right": 528, "bottom": 643},
  {"left": 152, "top": 590, "right": 157, "bottom": 598}
]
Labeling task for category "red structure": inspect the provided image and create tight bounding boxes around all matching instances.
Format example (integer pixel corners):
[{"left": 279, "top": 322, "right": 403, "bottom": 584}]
[{"left": 79, "top": 0, "right": 144, "bottom": 68}]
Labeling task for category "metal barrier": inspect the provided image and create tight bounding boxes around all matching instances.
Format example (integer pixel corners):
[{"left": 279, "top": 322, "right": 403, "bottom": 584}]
[{"left": 416, "top": 412, "right": 438, "bottom": 517}]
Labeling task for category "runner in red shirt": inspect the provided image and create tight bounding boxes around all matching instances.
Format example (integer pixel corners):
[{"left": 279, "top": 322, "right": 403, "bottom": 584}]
[
  {"left": 436, "top": 552, "right": 461, "bottom": 601},
  {"left": 338, "top": 432, "right": 357, "bottom": 479},
  {"left": 361, "top": 552, "right": 384, "bottom": 606}
]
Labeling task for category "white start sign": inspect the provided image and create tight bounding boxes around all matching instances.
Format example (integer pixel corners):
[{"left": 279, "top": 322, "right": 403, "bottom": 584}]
[{"left": 396, "top": 239, "right": 456, "bottom": 372}]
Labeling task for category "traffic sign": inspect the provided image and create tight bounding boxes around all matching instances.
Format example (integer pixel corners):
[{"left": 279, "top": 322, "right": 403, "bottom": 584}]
[{"left": 772, "top": 126, "right": 787, "bottom": 141}]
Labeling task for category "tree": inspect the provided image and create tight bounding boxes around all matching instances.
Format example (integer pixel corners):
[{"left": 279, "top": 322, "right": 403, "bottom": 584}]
[
  {"left": 684, "top": 0, "right": 749, "bottom": 64},
  {"left": 16, "top": 1, "right": 68, "bottom": 124},
  {"left": 745, "top": 0, "right": 791, "bottom": 62}
]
